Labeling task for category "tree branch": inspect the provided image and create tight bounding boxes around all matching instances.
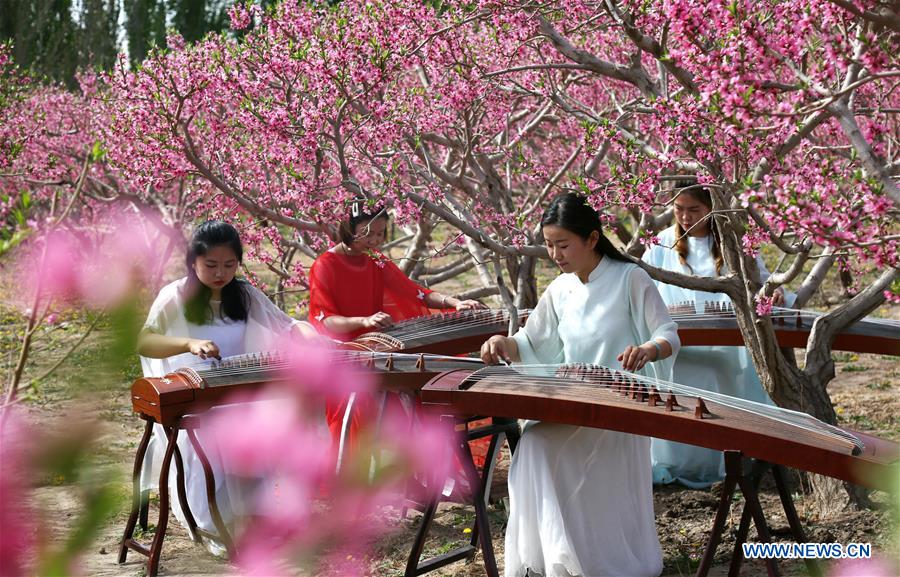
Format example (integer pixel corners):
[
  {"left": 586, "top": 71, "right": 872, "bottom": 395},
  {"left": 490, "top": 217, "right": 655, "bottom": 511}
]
[
  {"left": 537, "top": 15, "right": 659, "bottom": 98},
  {"left": 180, "top": 123, "right": 325, "bottom": 233},
  {"left": 829, "top": 99, "right": 900, "bottom": 208}
]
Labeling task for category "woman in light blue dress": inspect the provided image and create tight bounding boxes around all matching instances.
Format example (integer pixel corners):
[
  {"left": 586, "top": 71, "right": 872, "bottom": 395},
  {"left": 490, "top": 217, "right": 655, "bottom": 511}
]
[{"left": 643, "top": 181, "right": 785, "bottom": 488}]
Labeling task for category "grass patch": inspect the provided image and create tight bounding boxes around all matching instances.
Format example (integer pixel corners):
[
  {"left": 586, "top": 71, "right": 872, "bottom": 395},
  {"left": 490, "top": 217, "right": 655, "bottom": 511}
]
[
  {"left": 429, "top": 540, "right": 457, "bottom": 556},
  {"left": 841, "top": 364, "right": 868, "bottom": 373},
  {"left": 866, "top": 380, "right": 892, "bottom": 390},
  {"left": 832, "top": 352, "right": 859, "bottom": 363},
  {"left": 845, "top": 414, "right": 876, "bottom": 429}
]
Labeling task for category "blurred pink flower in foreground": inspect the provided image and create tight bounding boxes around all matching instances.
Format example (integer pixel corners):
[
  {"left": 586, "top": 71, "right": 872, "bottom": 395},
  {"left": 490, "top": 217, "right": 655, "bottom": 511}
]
[
  {"left": 202, "top": 341, "right": 455, "bottom": 576},
  {"left": 830, "top": 556, "right": 896, "bottom": 577},
  {"left": 278, "top": 339, "right": 376, "bottom": 397},
  {"left": 0, "top": 409, "right": 37, "bottom": 577},
  {"left": 22, "top": 212, "right": 168, "bottom": 310}
]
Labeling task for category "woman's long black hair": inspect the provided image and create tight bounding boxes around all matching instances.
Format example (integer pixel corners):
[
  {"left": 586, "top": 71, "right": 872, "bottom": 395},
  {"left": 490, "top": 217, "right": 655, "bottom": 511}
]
[
  {"left": 541, "top": 192, "right": 629, "bottom": 262},
  {"left": 183, "top": 220, "right": 250, "bottom": 325}
]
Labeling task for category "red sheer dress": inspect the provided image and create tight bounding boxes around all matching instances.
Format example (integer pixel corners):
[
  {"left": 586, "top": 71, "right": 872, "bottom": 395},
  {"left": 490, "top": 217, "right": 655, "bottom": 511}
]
[{"left": 309, "top": 250, "right": 433, "bottom": 461}]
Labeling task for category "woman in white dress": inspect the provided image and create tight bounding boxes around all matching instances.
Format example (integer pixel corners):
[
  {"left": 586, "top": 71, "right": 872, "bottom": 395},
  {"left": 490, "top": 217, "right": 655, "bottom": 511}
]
[
  {"left": 137, "top": 220, "right": 314, "bottom": 555},
  {"left": 481, "top": 193, "right": 680, "bottom": 577},
  {"left": 642, "top": 180, "right": 784, "bottom": 488}
]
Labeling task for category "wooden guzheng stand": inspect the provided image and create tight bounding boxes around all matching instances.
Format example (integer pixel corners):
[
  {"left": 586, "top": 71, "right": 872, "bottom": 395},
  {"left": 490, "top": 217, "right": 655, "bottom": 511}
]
[
  {"left": 120, "top": 308, "right": 528, "bottom": 575},
  {"left": 118, "top": 351, "right": 489, "bottom": 576},
  {"left": 421, "top": 364, "right": 899, "bottom": 577},
  {"left": 353, "top": 309, "right": 530, "bottom": 577}
]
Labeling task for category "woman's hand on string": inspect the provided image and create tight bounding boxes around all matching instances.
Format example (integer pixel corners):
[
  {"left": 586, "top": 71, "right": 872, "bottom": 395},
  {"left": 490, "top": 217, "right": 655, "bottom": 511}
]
[
  {"left": 363, "top": 311, "right": 394, "bottom": 330},
  {"left": 772, "top": 287, "right": 785, "bottom": 306},
  {"left": 455, "top": 299, "right": 487, "bottom": 311},
  {"left": 617, "top": 343, "right": 656, "bottom": 372},
  {"left": 481, "top": 335, "right": 512, "bottom": 365},
  {"left": 188, "top": 339, "right": 221, "bottom": 360}
]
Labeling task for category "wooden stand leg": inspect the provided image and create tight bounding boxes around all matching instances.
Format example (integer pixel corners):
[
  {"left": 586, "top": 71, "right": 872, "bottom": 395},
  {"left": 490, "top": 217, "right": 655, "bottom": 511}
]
[
  {"left": 728, "top": 459, "right": 770, "bottom": 577},
  {"left": 696, "top": 451, "right": 741, "bottom": 577},
  {"left": 405, "top": 486, "right": 443, "bottom": 577},
  {"left": 478, "top": 430, "right": 505, "bottom": 510},
  {"left": 186, "top": 426, "right": 236, "bottom": 557},
  {"left": 697, "top": 453, "right": 819, "bottom": 577},
  {"left": 738, "top": 470, "right": 780, "bottom": 576},
  {"left": 119, "top": 418, "right": 154, "bottom": 564},
  {"left": 730, "top": 461, "right": 779, "bottom": 577},
  {"left": 143, "top": 426, "right": 180, "bottom": 577},
  {"left": 119, "top": 422, "right": 184, "bottom": 576},
  {"left": 501, "top": 417, "right": 520, "bottom": 455},
  {"left": 172, "top": 442, "right": 200, "bottom": 542},
  {"left": 405, "top": 417, "right": 518, "bottom": 577},
  {"left": 772, "top": 466, "right": 821, "bottom": 577},
  {"left": 457, "top": 434, "right": 498, "bottom": 577}
]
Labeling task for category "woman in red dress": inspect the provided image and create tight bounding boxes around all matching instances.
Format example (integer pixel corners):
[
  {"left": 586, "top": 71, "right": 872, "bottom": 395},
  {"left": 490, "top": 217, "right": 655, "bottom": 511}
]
[{"left": 309, "top": 201, "right": 484, "bottom": 465}]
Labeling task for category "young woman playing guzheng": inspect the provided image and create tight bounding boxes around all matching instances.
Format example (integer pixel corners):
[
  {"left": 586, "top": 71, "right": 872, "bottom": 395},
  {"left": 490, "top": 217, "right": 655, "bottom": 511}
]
[
  {"left": 308, "top": 200, "right": 485, "bottom": 465},
  {"left": 138, "top": 220, "right": 314, "bottom": 556},
  {"left": 480, "top": 192, "right": 679, "bottom": 577},
  {"left": 642, "top": 179, "right": 787, "bottom": 489}
]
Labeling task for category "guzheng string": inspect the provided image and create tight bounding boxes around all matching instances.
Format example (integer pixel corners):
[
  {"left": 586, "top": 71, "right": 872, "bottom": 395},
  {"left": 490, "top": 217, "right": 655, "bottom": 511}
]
[
  {"left": 666, "top": 301, "right": 900, "bottom": 329},
  {"left": 187, "top": 350, "right": 482, "bottom": 381},
  {"left": 371, "top": 309, "right": 531, "bottom": 341},
  {"left": 368, "top": 305, "right": 899, "bottom": 346},
  {"left": 465, "top": 363, "right": 864, "bottom": 453}
]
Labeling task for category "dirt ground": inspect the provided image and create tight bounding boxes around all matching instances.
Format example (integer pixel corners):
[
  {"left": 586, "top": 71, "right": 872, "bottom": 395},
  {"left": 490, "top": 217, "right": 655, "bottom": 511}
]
[{"left": 9, "top": 331, "right": 896, "bottom": 577}]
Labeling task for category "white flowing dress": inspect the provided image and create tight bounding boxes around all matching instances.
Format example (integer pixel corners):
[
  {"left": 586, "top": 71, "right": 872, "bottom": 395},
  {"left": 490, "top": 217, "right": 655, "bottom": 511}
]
[
  {"left": 139, "top": 277, "right": 304, "bottom": 556},
  {"left": 505, "top": 257, "right": 680, "bottom": 577},
  {"left": 642, "top": 226, "right": 785, "bottom": 488}
]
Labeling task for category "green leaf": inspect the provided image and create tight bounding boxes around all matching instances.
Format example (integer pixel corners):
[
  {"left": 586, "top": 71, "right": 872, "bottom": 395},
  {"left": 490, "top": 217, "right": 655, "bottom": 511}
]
[{"left": 90, "top": 140, "right": 106, "bottom": 162}]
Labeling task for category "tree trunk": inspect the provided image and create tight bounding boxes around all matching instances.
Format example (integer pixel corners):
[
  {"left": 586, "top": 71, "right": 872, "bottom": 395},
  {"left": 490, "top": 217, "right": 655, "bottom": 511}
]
[
  {"left": 711, "top": 190, "right": 868, "bottom": 514},
  {"left": 398, "top": 219, "right": 435, "bottom": 276},
  {"left": 734, "top": 286, "right": 869, "bottom": 514},
  {"left": 465, "top": 238, "right": 501, "bottom": 304},
  {"left": 514, "top": 255, "right": 538, "bottom": 309}
]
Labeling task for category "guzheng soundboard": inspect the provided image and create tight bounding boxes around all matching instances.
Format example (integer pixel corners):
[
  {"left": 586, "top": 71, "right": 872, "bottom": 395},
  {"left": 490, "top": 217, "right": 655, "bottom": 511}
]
[
  {"left": 421, "top": 364, "right": 899, "bottom": 492},
  {"left": 131, "top": 350, "right": 485, "bottom": 426},
  {"left": 670, "top": 301, "right": 900, "bottom": 355}
]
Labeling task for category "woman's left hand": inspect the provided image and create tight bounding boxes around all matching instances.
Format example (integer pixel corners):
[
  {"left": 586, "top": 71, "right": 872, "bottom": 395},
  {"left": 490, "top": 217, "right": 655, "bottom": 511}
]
[
  {"left": 617, "top": 343, "right": 656, "bottom": 372},
  {"left": 772, "top": 287, "right": 785, "bottom": 306},
  {"left": 455, "top": 299, "right": 487, "bottom": 311}
]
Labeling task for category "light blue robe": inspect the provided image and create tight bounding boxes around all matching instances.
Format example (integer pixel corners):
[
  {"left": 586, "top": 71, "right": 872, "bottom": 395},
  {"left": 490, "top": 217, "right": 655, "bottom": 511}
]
[{"left": 642, "top": 226, "right": 778, "bottom": 488}]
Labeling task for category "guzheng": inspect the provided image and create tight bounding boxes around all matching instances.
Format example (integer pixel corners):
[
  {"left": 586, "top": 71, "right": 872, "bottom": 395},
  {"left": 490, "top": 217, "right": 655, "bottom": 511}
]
[
  {"left": 131, "top": 350, "right": 485, "bottom": 426},
  {"left": 670, "top": 301, "right": 900, "bottom": 356},
  {"left": 348, "top": 308, "right": 531, "bottom": 354},
  {"left": 122, "top": 350, "right": 488, "bottom": 576},
  {"left": 422, "top": 364, "right": 899, "bottom": 492}
]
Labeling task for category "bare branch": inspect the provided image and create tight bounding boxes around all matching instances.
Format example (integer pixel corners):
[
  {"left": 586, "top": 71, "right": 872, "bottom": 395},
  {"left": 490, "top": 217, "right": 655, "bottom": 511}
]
[
  {"left": 602, "top": 0, "right": 698, "bottom": 94},
  {"left": 793, "top": 248, "right": 836, "bottom": 309},
  {"left": 456, "top": 285, "right": 501, "bottom": 301},
  {"left": 537, "top": 15, "right": 659, "bottom": 98},
  {"left": 804, "top": 267, "right": 898, "bottom": 381},
  {"left": 421, "top": 258, "right": 477, "bottom": 286},
  {"left": 829, "top": 100, "right": 900, "bottom": 207},
  {"left": 824, "top": 0, "right": 900, "bottom": 34}
]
